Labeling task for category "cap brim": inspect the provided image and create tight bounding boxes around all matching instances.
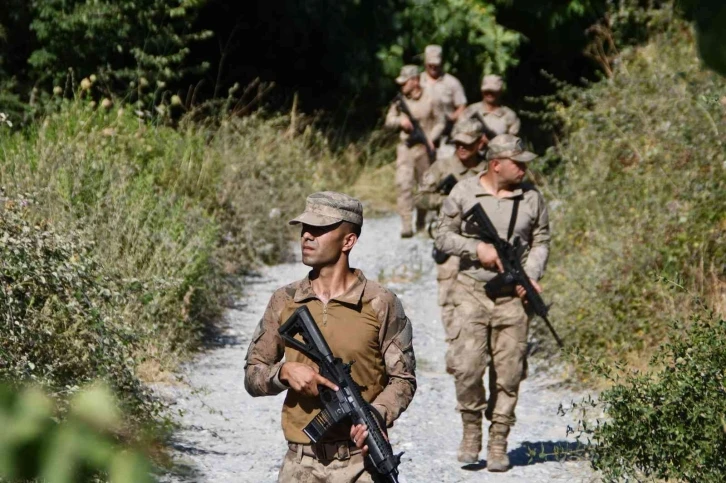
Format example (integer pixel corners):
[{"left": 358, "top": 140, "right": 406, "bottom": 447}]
[
  {"left": 453, "top": 134, "right": 478, "bottom": 144},
  {"left": 481, "top": 86, "right": 502, "bottom": 93},
  {"left": 288, "top": 211, "right": 342, "bottom": 226},
  {"left": 395, "top": 76, "right": 409, "bottom": 85},
  {"left": 510, "top": 151, "right": 537, "bottom": 163}
]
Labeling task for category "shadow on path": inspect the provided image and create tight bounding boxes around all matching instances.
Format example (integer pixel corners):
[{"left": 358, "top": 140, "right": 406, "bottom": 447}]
[{"left": 461, "top": 440, "right": 586, "bottom": 472}]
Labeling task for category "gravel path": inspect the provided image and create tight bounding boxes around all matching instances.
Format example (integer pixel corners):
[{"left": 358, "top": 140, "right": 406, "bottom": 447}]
[{"left": 158, "top": 215, "right": 598, "bottom": 483}]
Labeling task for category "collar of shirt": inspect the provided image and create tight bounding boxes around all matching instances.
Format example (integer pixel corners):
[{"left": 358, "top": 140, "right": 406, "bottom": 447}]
[
  {"left": 481, "top": 105, "right": 505, "bottom": 117},
  {"left": 473, "top": 173, "right": 524, "bottom": 199},
  {"left": 293, "top": 268, "right": 367, "bottom": 305},
  {"left": 452, "top": 156, "right": 487, "bottom": 176}
]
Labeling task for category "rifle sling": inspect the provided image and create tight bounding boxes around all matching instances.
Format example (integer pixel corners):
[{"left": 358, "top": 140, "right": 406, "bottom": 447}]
[{"left": 506, "top": 198, "right": 520, "bottom": 242}]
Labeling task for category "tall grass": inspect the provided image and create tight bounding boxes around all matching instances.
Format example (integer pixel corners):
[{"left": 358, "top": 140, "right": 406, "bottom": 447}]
[{"left": 0, "top": 99, "right": 377, "bottom": 418}]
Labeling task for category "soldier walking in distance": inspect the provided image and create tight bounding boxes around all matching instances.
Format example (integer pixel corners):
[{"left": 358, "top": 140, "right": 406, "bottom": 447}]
[
  {"left": 435, "top": 135, "right": 550, "bottom": 471},
  {"left": 385, "top": 65, "right": 445, "bottom": 238},
  {"left": 244, "top": 192, "right": 417, "bottom": 483},
  {"left": 419, "top": 44, "right": 467, "bottom": 131},
  {"left": 415, "top": 119, "right": 487, "bottom": 373},
  {"left": 458, "top": 75, "right": 520, "bottom": 140}
]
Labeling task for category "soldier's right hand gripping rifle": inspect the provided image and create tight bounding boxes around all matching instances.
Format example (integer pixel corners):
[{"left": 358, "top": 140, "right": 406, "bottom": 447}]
[
  {"left": 395, "top": 93, "right": 436, "bottom": 163},
  {"left": 279, "top": 306, "right": 404, "bottom": 483},
  {"left": 463, "top": 204, "right": 564, "bottom": 348}
]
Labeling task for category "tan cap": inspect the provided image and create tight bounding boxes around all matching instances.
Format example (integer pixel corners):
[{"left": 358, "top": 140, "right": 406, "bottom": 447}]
[
  {"left": 481, "top": 74, "right": 504, "bottom": 92},
  {"left": 395, "top": 65, "right": 419, "bottom": 85},
  {"left": 452, "top": 119, "right": 483, "bottom": 144},
  {"left": 486, "top": 134, "right": 537, "bottom": 162},
  {"left": 424, "top": 45, "right": 443, "bottom": 65},
  {"left": 289, "top": 191, "right": 364, "bottom": 227}
]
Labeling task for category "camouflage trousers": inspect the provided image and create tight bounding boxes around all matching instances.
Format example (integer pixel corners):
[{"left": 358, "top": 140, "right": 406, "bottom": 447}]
[
  {"left": 437, "top": 255, "right": 460, "bottom": 374},
  {"left": 278, "top": 444, "right": 373, "bottom": 483},
  {"left": 447, "top": 275, "right": 529, "bottom": 426},
  {"left": 395, "top": 143, "right": 431, "bottom": 233}
]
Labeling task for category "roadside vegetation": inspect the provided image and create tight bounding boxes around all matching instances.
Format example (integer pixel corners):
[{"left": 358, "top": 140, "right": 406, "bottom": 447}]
[{"left": 0, "top": 0, "right": 724, "bottom": 480}]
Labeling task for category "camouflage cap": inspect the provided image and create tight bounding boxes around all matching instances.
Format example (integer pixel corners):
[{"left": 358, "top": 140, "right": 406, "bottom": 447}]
[
  {"left": 289, "top": 191, "right": 364, "bottom": 227},
  {"left": 481, "top": 74, "right": 503, "bottom": 92},
  {"left": 452, "top": 119, "right": 483, "bottom": 144},
  {"left": 396, "top": 65, "right": 420, "bottom": 85},
  {"left": 424, "top": 45, "right": 443, "bottom": 65},
  {"left": 486, "top": 134, "right": 537, "bottom": 162}
]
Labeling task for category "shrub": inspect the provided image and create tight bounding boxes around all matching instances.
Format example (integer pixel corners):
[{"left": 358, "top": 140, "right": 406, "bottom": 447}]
[
  {"left": 0, "top": 383, "right": 152, "bottom": 482},
  {"left": 530, "top": 23, "right": 726, "bottom": 362},
  {"left": 575, "top": 307, "right": 726, "bottom": 482},
  {"left": 0, "top": 199, "right": 154, "bottom": 415}
]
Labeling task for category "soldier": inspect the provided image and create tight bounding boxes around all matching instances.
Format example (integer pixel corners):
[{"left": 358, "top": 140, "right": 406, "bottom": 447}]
[
  {"left": 434, "top": 135, "right": 550, "bottom": 472},
  {"left": 385, "top": 65, "right": 445, "bottom": 238},
  {"left": 419, "top": 44, "right": 467, "bottom": 129},
  {"left": 458, "top": 75, "right": 520, "bottom": 139},
  {"left": 415, "top": 119, "right": 487, "bottom": 373},
  {"left": 244, "top": 191, "right": 417, "bottom": 483}
]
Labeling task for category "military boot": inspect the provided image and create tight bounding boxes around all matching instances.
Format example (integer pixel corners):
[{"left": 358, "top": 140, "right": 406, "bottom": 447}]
[
  {"left": 486, "top": 422, "right": 511, "bottom": 472},
  {"left": 457, "top": 412, "right": 482, "bottom": 463}
]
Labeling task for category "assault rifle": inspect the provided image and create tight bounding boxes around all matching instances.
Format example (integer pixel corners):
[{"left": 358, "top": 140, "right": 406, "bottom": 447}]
[
  {"left": 395, "top": 93, "right": 436, "bottom": 162},
  {"left": 279, "top": 306, "right": 404, "bottom": 483},
  {"left": 436, "top": 174, "right": 458, "bottom": 195},
  {"left": 473, "top": 111, "right": 501, "bottom": 142},
  {"left": 463, "top": 204, "right": 564, "bottom": 348}
]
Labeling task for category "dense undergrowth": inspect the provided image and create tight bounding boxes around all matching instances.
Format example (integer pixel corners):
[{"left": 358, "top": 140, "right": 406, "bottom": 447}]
[
  {"left": 533, "top": 24, "right": 725, "bottom": 367},
  {"left": 531, "top": 22, "right": 726, "bottom": 482},
  {"left": 0, "top": 100, "right": 391, "bottom": 425}
]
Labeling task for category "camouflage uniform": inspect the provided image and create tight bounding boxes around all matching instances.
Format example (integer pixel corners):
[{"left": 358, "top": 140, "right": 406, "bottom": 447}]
[
  {"left": 419, "top": 44, "right": 467, "bottom": 160},
  {"left": 415, "top": 120, "right": 486, "bottom": 372},
  {"left": 385, "top": 65, "right": 445, "bottom": 236},
  {"left": 435, "top": 135, "right": 550, "bottom": 467},
  {"left": 244, "top": 192, "right": 417, "bottom": 483},
  {"left": 458, "top": 75, "right": 521, "bottom": 137}
]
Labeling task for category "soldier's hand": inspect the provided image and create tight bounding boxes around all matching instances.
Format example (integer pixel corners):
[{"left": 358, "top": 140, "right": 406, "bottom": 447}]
[
  {"left": 476, "top": 242, "right": 503, "bottom": 272},
  {"left": 350, "top": 422, "right": 388, "bottom": 458},
  {"left": 279, "top": 362, "right": 338, "bottom": 397},
  {"left": 400, "top": 116, "right": 414, "bottom": 133},
  {"left": 516, "top": 278, "right": 542, "bottom": 301}
]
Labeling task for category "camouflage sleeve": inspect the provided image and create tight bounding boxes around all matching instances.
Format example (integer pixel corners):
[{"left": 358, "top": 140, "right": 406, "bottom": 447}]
[
  {"left": 370, "top": 293, "right": 417, "bottom": 428},
  {"left": 414, "top": 163, "right": 445, "bottom": 211},
  {"left": 524, "top": 192, "right": 550, "bottom": 281},
  {"left": 429, "top": 98, "right": 446, "bottom": 144},
  {"left": 451, "top": 76, "right": 467, "bottom": 107},
  {"left": 507, "top": 109, "right": 521, "bottom": 135},
  {"left": 434, "top": 193, "right": 481, "bottom": 260},
  {"left": 384, "top": 102, "right": 403, "bottom": 130},
  {"left": 453, "top": 104, "right": 476, "bottom": 131},
  {"left": 243, "top": 290, "right": 289, "bottom": 397}
]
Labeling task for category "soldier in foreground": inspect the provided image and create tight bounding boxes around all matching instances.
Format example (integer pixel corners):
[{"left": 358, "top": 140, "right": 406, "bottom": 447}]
[
  {"left": 244, "top": 192, "right": 417, "bottom": 482},
  {"left": 415, "top": 119, "right": 487, "bottom": 373},
  {"left": 458, "top": 74, "right": 520, "bottom": 138},
  {"left": 435, "top": 135, "right": 550, "bottom": 471},
  {"left": 385, "top": 65, "right": 445, "bottom": 238}
]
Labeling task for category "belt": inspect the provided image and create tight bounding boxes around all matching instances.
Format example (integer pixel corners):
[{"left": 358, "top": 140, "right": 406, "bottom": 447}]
[{"left": 288, "top": 441, "right": 361, "bottom": 461}]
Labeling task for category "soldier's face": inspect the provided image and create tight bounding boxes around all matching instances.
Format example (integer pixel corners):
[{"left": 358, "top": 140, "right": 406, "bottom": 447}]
[
  {"left": 426, "top": 63, "right": 441, "bottom": 78},
  {"left": 495, "top": 158, "right": 528, "bottom": 184},
  {"left": 482, "top": 90, "right": 499, "bottom": 104},
  {"left": 455, "top": 140, "right": 480, "bottom": 162},
  {"left": 300, "top": 222, "right": 356, "bottom": 268},
  {"left": 401, "top": 77, "right": 418, "bottom": 95}
]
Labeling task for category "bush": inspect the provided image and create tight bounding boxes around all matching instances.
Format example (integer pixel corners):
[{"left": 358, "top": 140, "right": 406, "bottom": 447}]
[
  {"left": 576, "top": 307, "right": 726, "bottom": 482},
  {"left": 531, "top": 23, "right": 726, "bottom": 363},
  {"left": 0, "top": 383, "right": 152, "bottom": 482},
  {"left": 0, "top": 98, "right": 362, "bottom": 420},
  {"left": 0, "top": 199, "right": 152, "bottom": 416}
]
